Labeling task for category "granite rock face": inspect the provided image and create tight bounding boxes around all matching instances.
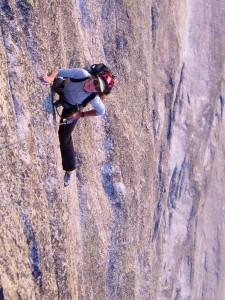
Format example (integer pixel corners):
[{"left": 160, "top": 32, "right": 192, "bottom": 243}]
[{"left": 1, "top": 0, "right": 225, "bottom": 299}]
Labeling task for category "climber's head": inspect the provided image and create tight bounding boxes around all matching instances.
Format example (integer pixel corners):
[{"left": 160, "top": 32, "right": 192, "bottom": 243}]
[
  {"left": 83, "top": 72, "right": 114, "bottom": 94},
  {"left": 97, "top": 72, "right": 114, "bottom": 94},
  {"left": 83, "top": 78, "right": 101, "bottom": 93}
]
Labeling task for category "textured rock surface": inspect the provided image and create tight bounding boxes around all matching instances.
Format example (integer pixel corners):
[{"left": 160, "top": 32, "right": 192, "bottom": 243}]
[{"left": 0, "top": 0, "right": 225, "bottom": 299}]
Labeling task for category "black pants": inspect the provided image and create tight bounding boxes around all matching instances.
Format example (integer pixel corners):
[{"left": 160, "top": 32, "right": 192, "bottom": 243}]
[{"left": 58, "top": 109, "right": 78, "bottom": 171}]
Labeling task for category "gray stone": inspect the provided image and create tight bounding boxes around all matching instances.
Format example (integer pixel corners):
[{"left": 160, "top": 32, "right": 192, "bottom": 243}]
[{"left": 0, "top": 0, "right": 225, "bottom": 299}]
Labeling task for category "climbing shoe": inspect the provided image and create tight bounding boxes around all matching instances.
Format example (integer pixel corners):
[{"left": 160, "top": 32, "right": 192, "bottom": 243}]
[{"left": 64, "top": 171, "right": 72, "bottom": 187}]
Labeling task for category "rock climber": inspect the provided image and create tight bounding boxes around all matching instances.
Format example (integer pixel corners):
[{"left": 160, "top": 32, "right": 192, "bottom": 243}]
[{"left": 39, "top": 64, "right": 114, "bottom": 186}]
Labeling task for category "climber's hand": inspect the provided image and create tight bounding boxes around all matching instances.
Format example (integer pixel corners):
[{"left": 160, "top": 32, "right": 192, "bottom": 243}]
[
  {"left": 63, "top": 112, "right": 81, "bottom": 125},
  {"left": 39, "top": 74, "right": 54, "bottom": 85}
]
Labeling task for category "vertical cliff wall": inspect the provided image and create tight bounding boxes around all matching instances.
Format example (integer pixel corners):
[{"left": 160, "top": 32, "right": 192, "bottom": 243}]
[{"left": 0, "top": 0, "right": 225, "bottom": 299}]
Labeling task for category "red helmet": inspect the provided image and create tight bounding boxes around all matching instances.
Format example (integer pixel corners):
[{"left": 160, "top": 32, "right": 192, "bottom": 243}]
[{"left": 97, "top": 71, "right": 114, "bottom": 93}]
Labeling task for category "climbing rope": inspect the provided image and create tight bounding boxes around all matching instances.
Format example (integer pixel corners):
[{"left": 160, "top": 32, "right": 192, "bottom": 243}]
[
  {"left": 0, "top": 136, "right": 33, "bottom": 150},
  {"left": 0, "top": 91, "right": 78, "bottom": 151},
  {"left": 0, "top": 75, "right": 72, "bottom": 151},
  {"left": 0, "top": 122, "right": 64, "bottom": 151}
]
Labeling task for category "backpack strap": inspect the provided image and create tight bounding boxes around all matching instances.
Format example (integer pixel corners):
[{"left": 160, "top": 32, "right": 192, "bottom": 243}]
[
  {"left": 81, "top": 93, "right": 97, "bottom": 107},
  {"left": 69, "top": 77, "right": 90, "bottom": 83},
  {"left": 56, "top": 76, "right": 97, "bottom": 110},
  {"left": 59, "top": 92, "right": 97, "bottom": 110},
  {"left": 68, "top": 77, "right": 97, "bottom": 107}
]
